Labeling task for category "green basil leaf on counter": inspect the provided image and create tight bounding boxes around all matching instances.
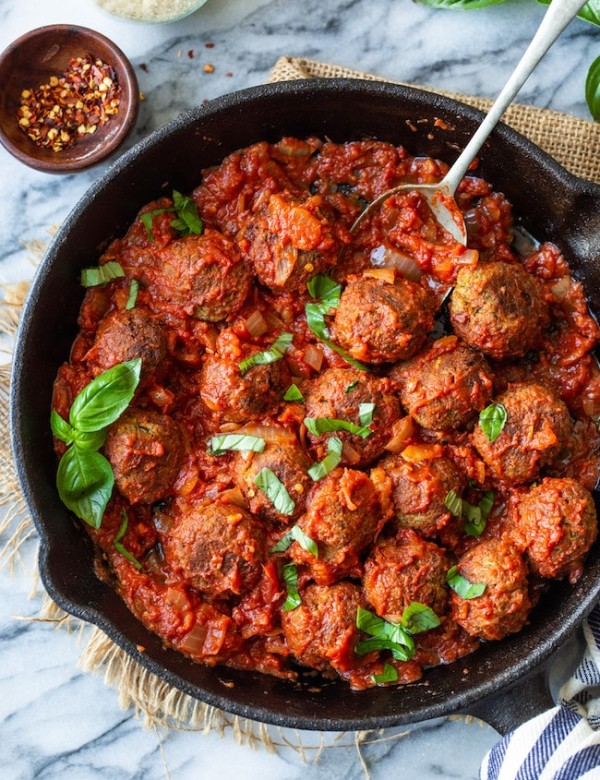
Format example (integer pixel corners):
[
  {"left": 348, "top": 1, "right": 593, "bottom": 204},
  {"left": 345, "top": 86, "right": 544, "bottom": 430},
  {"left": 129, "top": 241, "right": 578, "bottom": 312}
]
[
  {"left": 114, "top": 511, "right": 143, "bottom": 570},
  {"left": 239, "top": 333, "right": 293, "bottom": 376},
  {"left": 271, "top": 524, "right": 319, "bottom": 557},
  {"left": 304, "top": 416, "right": 372, "bottom": 439},
  {"left": 50, "top": 409, "right": 76, "bottom": 445},
  {"left": 284, "top": 383, "right": 304, "bottom": 402},
  {"left": 282, "top": 562, "right": 301, "bottom": 611},
  {"left": 56, "top": 446, "right": 114, "bottom": 529},
  {"left": 208, "top": 433, "right": 266, "bottom": 455},
  {"left": 447, "top": 565, "right": 486, "bottom": 599},
  {"left": 125, "top": 279, "right": 139, "bottom": 310},
  {"left": 586, "top": 55, "right": 600, "bottom": 120},
  {"left": 81, "top": 261, "right": 125, "bottom": 288},
  {"left": 307, "top": 436, "right": 343, "bottom": 481},
  {"left": 69, "top": 359, "right": 142, "bottom": 433},
  {"left": 478, "top": 402, "right": 507, "bottom": 442},
  {"left": 371, "top": 662, "right": 399, "bottom": 685},
  {"left": 401, "top": 602, "right": 441, "bottom": 634},
  {"left": 254, "top": 466, "right": 296, "bottom": 516}
]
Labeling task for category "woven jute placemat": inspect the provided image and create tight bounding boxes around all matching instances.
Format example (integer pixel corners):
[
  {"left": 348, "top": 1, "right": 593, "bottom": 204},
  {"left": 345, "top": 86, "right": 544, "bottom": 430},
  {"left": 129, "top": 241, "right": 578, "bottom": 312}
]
[{"left": 1, "top": 56, "right": 599, "bottom": 759}]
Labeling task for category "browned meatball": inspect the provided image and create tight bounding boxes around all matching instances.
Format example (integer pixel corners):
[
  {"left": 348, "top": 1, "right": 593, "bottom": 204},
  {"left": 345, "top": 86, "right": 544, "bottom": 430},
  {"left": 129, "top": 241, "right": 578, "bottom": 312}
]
[
  {"left": 234, "top": 441, "right": 312, "bottom": 523},
  {"left": 163, "top": 502, "right": 266, "bottom": 600},
  {"left": 380, "top": 452, "right": 465, "bottom": 538},
  {"left": 281, "top": 581, "right": 364, "bottom": 673},
  {"left": 304, "top": 367, "right": 401, "bottom": 467},
  {"left": 391, "top": 337, "right": 494, "bottom": 431},
  {"left": 290, "top": 468, "right": 382, "bottom": 584},
  {"left": 364, "top": 529, "right": 449, "bottom": 622},
  {"left": 472, "top": 382, "right": 571, "bottom": 485},
  {"left": 85, "top": 307, "right": 167, "bottom": 383},
  {"left": 516, "top": 477, "right": 598, "bottom": 583},
  {"left": 332, "top": 276, "right": 435, "bottom": 364},
  {"left": 450, "top": 538, "right": 531, "bottom": 641},
  {"left": 200, "top": 350, "right": 291, "bottom": 423},
  {"left": 104, "top": 409, "right": 183, "bottom": 504},
  {"left": 153, "top": 229, "right": 251, "bottom": 321},
  {"left": 449, "top": 261, "right": 548, "bottom": 360},
  {"left": 243, "top": 191, "right": 341, "bottom": 291}
]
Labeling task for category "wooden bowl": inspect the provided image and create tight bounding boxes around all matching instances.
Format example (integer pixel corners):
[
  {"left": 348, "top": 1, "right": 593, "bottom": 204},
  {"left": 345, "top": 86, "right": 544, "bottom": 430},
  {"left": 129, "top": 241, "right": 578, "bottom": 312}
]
[{"left": 0, "top": 25, "right": 138, "bottom": 173}]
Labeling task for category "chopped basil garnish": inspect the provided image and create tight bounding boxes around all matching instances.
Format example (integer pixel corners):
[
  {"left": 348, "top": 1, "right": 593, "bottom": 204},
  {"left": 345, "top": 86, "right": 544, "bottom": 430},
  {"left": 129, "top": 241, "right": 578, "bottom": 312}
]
[
  {"left": 358, "top": 402, "right": 375, "bottom": 428},
  {"left": 444, "top": 489, "right": 495, "bottom": 537},
  {"left": 126, "top": 279, "right": 139, "bottom": 310},
  {"left": 307, "top": 436, "right": 343, "bottom": 481},
  {"left": 479, "top": 402, "right": 507, "bottom": 442},
  {"left": 447, "top": 565, "right": 486, "bottom": 599},
  {"left": 140, "top": 190, "right": 204, "bottom": 241},
  {"left": 401, "top": 602, "right": 442, "bottom": 634},
  {"left": 305, "top": 275, "right": 369, "bottom": 371},
  {"left": 81, "top": 261, "right": 125, "bottom": 288},
  {"left": 284, "top": 383, "right": 304, "bottom": 402},
  {"left": 56, "top": 446, "right": 114, "bottom": 530},
  {"left": 345, "top": 380, "right": 359, "bottom": 394},
  {"left": 371, "top": 663, "right": 399, "bottom": 685},
  {"left": 355, "top": 603, "right": 440, "bottom": 662},
  {"left": 271, "top": 524, "right": 318, "bottom": 557},
  {"left": 114, "top": 511, "right": 142, "bottom": 570},
  {"left": 254, "top": 466, "right": 296, "bottom": 516},
  {"left": 208, "top": 433, "right": 266, "bottom": 455},
  {"left": 239, "top": 332, "right": 293, "bottom": 376},
  {"left": 304, "top": 416, "right": 372, "bottom": 439},
  {"left": 282, "top": 562, "right": 301, "bottom": 611}
]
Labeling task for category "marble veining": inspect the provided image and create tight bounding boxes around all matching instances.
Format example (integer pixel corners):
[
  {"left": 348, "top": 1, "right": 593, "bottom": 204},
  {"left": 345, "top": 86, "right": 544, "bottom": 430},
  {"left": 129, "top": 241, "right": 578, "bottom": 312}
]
[{"left": 1, "top": 0, "right": 598, "bottom": 777}]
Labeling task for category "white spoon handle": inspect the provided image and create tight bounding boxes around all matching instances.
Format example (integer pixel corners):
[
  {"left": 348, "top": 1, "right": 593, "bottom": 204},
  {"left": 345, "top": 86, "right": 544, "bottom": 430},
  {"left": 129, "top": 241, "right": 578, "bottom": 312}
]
[{"left": 442, "top": 0, "right": 588, "bottom": 195}]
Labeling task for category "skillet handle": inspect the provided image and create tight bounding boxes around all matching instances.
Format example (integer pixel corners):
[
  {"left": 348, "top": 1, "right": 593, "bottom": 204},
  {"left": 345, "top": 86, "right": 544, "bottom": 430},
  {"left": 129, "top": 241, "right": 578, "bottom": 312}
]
[{"left": 460, "top": 665, "right": 554, "bottom": 736}]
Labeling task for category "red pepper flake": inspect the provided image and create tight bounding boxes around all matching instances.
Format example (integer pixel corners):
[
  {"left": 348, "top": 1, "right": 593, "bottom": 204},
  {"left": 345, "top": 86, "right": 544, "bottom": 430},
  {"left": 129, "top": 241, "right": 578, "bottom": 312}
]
[
  {"left": 205, "top": 42, "right": 215, "bottom": 48},
  {"left": 226, "top": 72, "right": 234, "bottom": 78},
  {"left": 16, "top": 54, "right": 122, "bottom": 153},
  {"left": 203, "top": 63, "right": 215, "bottom": 74},
  {"left": 139, "top": 63, "right": 149, "bottom": 73},
  {"left": 188, "top": 49, "right": 194, "bottom": 59}
]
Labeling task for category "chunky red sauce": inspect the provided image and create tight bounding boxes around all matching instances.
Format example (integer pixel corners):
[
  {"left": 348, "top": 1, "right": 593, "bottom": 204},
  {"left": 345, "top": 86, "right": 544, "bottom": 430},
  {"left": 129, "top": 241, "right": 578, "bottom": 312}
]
[{"left": 52, "top": 137, "right": 600, "bottom": 689}]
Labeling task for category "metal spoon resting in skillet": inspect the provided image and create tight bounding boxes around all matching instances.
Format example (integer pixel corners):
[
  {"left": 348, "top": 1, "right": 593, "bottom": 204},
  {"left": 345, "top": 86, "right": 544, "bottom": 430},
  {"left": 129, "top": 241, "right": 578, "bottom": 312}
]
[{"left": 351, "top": 0, "right": 589, "bottom": 242}]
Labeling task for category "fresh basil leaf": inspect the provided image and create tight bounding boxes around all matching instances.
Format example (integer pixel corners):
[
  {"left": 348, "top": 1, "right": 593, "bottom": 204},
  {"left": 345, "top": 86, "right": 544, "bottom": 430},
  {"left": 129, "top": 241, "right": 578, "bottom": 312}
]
[
  {"left": 271, "top": 524, "right": 319, "bottom": 557},
  {"left": 307, "top": 436, "right": 343, "bottom": 481},
  {"left": 254, "top": 466, "right": 296, "bottom": 516},
  {"left": 56, "top": 446, "right": 114, "bottom": 529},
  {"left": 208, "top": 433, "right": 266, "bottom": 455},
  {"left": 51, "top": 409, "right": 76, "bottom": 445},
  {"left": 444, "top": 489, "right": 494, "bottom": 536},
  {"left": 358, "top": 402, "right": 376, "bottom": 428},
  {"left": 307, "top": 274, "right": 342, "bottom": 305},
  {"left": 355, "top": 607, "right": 415, "bottom": 661},
  {"left": 462, "top": 504, "right": 484, "bottom": 537},
  {"left": 401, "top": 602, "right": 441, "bottom": 634},
  {"left": 447, "top": 565, "right": 486, "bottom": 599},
  {"left": 81, "top": 261, "right": 125, "bottom": 288},
  {"left": 537, "top": 0, "right": 600, "bottom": 27},
  {"left": 586, "top": 55, "right": 600, "bottom": 120},
  {"left": 415, "top": 0, "right": 508, "bottom": 8},
  {"left": 284, "top": 383, "right": 304, "bottom": 402},
  {"left": 171, "top": 190, "right": 204, "bottom": 236},
  {"left": 140, "top": 207, "right": 171, "bottom": 240},
  {"left": 354, "top": 635, "right": 414, "bottom": 662},
  {"left": 126, "top": 279, "right": 139, "bottom": 310},
  {"left": 304, "top": 416, "right": 372, "bottom": 439},
  {"left": 282, "top": 562, "right": 301, "bottom": 611},
  {"left": 345, "top": 381, "right": 359, "bottom": 394},
  {"left": 114, "top": 511, "right": 143, "bottom": 570},
  {"left": 72, "top": 428, "right": 108, "bottom": 452},
  {"left": 371, "top": 662, "right": 399, "bottom": 684},
  {"left": 479, "top": 490, "right": 495, "bottom": 521},
  {"left": 239, "top": 333, "right": 293, "bottom": 376},
  {"left": 69, "top": 359, "right": 142, "bottom": 433},
  {"left": 444, "top": 489, "right": 463, "bottom": 517},
  {"left": 478, "top": 402, "right": 507, "bottom": 442}
]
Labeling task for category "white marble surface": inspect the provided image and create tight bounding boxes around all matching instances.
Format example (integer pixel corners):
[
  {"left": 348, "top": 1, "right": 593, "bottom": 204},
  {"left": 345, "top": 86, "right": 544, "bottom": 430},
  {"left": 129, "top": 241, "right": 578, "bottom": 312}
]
[{"left": 1, "top": 1, "right": 598, "bottom": 778}]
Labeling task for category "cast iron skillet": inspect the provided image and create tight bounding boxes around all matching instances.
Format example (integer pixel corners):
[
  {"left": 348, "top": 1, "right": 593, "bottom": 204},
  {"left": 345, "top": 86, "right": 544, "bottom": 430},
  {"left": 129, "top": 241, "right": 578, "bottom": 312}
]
[{"left": 10, "top": 79, "right": 600, "bottom": 734}]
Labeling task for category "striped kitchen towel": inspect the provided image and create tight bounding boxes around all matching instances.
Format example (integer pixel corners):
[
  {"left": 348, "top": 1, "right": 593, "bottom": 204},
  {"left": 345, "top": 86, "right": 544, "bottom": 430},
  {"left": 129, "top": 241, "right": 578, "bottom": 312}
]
[{"left": 481, "top": 606, "right": 600, "bottom": 779}]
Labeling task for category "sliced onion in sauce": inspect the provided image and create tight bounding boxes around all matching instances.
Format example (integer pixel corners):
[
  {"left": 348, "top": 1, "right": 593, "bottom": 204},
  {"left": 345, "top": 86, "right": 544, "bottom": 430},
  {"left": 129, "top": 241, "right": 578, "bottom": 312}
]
[
  {"left": 362, "top": 267, "right": 396, "bottom": 285},
  {"left": 218, "top": 486, "right": 249, "bottom": 509},
  {"left": 551, "top": 277, "right": 571, "bottom": 302},
  {"left": 180, "top": 623, "right": 207, "bottom": 655},
  {"left": 166, "top": 587, "right": 190, "bottom": 612},
  {"left": 303, "top": 343, "right": 324, "bottom": 372},
  {"left": 341, "top": 440, "right": 362, "bottom": 465},
  {"left": 274, "top": 244, "right": 298, "bottom": 286},
  {"left": 245, "top": 309, "right": 269, "bottom": 338},
  {"left": 370, "top": 244, "right": 422, "bottom": 282},
  {"left": 235, "top": 424, "right": 296, "bottom": 446},
  {"left": 384, "top": 416, "right": 415, "bottom": 452}
]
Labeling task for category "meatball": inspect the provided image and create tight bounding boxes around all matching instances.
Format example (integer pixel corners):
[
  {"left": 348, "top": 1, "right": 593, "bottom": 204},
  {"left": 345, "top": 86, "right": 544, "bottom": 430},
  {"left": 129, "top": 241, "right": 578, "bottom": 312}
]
[
  {"left": 104, "top": 409, "right": 184, "bottom": 504},
  {"left": 290, "top": 468, "right": 382, "bottom": 584},
  {"left": 391, "top": 337, "right": 494, "bottom": 431},
  {"left": 153, "top": 229, "right": 251, "bottom": 321},
  {"left": 449, "top": 261, "right": 548, "bottom": 360},
  {"left": 364, "top": 529, "right": 449, "bottom": 622},
  {"left": 304, "top": 367, "right": 401, "bottom": 467},
  {"left": 472, "top": 382, "right": 571, "bottom": 485},
  {"left": 243, "top": 191, "right": 342, "bottom": 291},
  {"left": 234, "top": 441, "right": 312, "bottom": 523},
  {"left": 163, "top": 502, "right": 265, "bottom": 599},
  {"left": 281, "top": 581, "right": 364, "bottom": 673},
  {"left": 332, "top": 276, "right": 435, "bottom": 364},
  {"left": 380, "top": 452, "right": 465, "bottom": 538},
  {"left": 85, "top": 307, "right": 167, "bottom": 383},
  {"left": 450, "top": 538, "right": 531, "bottom": 641},
  {"left": 200, "top": 350, "right": 291, "bottom": 423},
  {"left": 515, "top": 477, "right": 598, "bottom": 583}
]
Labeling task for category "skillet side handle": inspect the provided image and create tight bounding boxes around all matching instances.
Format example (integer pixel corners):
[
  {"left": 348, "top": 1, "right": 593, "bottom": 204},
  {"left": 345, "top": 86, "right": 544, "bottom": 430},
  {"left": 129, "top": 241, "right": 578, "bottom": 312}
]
[{"left": 460, "top": 665, "right": 554, "bottom": 736}]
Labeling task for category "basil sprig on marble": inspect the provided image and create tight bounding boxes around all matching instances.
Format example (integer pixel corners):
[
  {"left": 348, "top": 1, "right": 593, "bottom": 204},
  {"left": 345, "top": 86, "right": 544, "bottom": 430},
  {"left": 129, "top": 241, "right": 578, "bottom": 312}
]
[
  {"left": 140, "top": 190, "right": 204, "bottom": 241},
  {"left": 355, "top": 603, "right": 441, "bottom": 662},
  {"left": 444, "top": 489, "right": 494, "bottom": 537},
  {"left": 81, "top": 260, "right": 125, "bottom": 288},
  {"left": 52, "top": 359, "right": 141, "bottom": 529},
  {"left": 239, "top": 333, "right": 293, "bottom": 376},
  {"left": 254, "top": 466, "right": 296, "bottom": 516},
  {"left": 447, "top": 566, "right": 486, "bottom": 599},
  {"left": 114, "top": 511, "right": 143, "bottom": 570}
]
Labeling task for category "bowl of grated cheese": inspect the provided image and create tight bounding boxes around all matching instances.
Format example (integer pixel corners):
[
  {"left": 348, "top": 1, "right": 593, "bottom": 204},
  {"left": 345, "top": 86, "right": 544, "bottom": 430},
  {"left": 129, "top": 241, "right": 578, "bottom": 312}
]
[{"left": 94, "top": 0, "right": 209, "bottom": 24}]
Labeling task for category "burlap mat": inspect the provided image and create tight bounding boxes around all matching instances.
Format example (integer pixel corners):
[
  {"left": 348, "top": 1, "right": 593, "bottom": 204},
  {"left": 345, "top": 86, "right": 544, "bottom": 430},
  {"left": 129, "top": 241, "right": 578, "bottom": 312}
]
[{"left": 1, "top": 57, "right": 599, "bottom": 765}]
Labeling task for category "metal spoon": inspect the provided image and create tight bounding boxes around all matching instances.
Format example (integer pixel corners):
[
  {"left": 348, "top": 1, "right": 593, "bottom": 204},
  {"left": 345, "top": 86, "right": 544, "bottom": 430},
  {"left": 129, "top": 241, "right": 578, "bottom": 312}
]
[{"left": 351, "top": 0, "right": 588, "bottom": 243}]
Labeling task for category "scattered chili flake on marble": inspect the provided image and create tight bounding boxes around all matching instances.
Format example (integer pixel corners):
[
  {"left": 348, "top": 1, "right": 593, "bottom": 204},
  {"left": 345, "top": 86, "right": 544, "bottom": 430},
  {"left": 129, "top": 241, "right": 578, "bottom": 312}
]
[
  {"left": 16, "top": 55, "right": 121, "bottom": 152},
  {"left": 203, "top": 63, "right": 215, "bottom": 74}
]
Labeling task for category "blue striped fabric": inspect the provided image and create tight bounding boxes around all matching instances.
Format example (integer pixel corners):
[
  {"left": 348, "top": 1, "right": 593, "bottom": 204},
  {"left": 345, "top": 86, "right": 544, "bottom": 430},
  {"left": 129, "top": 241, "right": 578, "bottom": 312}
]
[{"left": 481, "top": 604, "right": 600, "bottom": 780}]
